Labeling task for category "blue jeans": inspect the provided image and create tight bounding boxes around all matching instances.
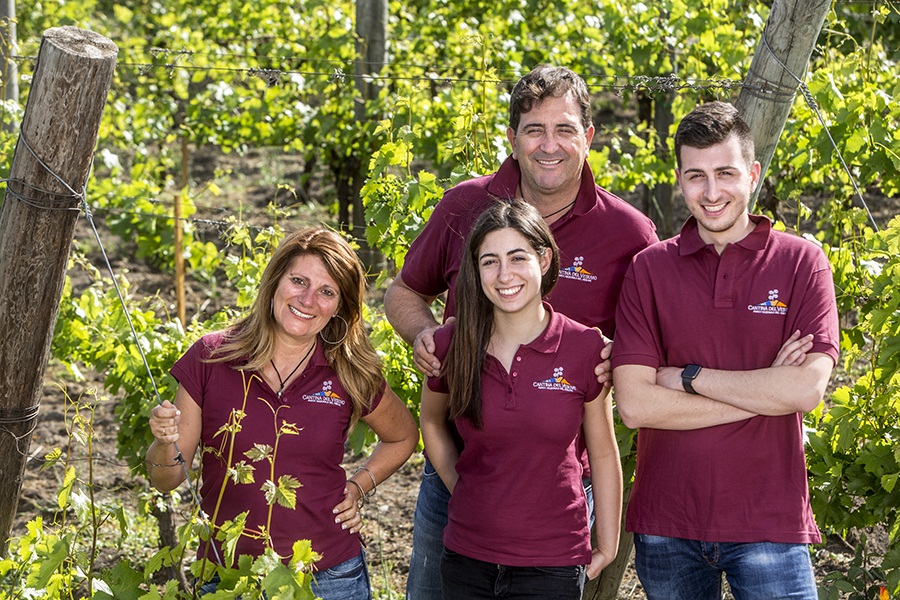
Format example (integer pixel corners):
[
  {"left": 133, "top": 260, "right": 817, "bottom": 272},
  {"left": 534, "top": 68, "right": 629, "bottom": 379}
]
[
  {"left": 441, "top": 548, "right": 585, "bottom": 599},
  {"left": 197, "top": 551, "right": 371, "bottom": 600},
  {"left": 406, "top": 458, "right": 594, "bottom": 600},
  {"left": 312, "top": 552, "right": 372, "bottom": 600},
  {"left": 633, "top": 534, "right": 817, "bottom": 600}
]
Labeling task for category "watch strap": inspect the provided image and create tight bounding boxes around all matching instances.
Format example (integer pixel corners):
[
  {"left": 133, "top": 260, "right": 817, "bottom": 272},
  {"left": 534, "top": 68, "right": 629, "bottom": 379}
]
[{"left": 681, "top": 364, "right": 702, "bottom": 395}]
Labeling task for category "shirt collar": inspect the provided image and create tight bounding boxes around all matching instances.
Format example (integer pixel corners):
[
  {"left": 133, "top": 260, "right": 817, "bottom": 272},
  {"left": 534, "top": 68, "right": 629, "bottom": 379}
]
[
  {"left": 487, "top": 156, "right": 520, "bottom": 198},
  {"left": 308, "top": 336, "right": 330, "bottom": 367},
  {"left": 678, "top": 214, "right": 772, "bottom": 256},
  {"left": 522, "top": 303, "right": 565, "bottom": 354}
]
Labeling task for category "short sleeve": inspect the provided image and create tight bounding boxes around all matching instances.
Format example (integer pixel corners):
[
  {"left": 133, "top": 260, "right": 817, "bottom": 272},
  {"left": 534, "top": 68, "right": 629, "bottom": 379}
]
[
  {"left": 170, "top": 335, "right": 220, "bottom": 408},
  {"left": 363, "top": 379, "right": 389, "bottom": 417}
]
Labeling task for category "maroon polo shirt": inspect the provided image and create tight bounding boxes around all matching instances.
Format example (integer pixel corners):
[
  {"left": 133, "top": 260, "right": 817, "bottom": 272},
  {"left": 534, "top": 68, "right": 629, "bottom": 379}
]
[
  {"left": 400, "top": 156, "right": 658, "bottom": 338},
  {"left": 172, "top": 332, "right": 383, "bottom": 569},
  {"left": 428, "top": 307, "right": 606, "bottom": 566},
  {"left": 611, "top": 215, "right": 839, "bottom": 544}
]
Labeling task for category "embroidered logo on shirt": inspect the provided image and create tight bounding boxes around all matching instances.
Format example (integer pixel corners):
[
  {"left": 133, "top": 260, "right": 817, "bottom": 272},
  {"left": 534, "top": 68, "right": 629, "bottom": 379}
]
[
  {"left": 532, "top": 367, "right": 577, "bottom": 392},
  {"left": 558, "top": 256, "right": 598, "bottom": 283},
  {"left": 303, "top": 380, "right": 346, "bottom": 406},
  {"left": 748, "top": 289, "right": 788, "bottom": 315}
]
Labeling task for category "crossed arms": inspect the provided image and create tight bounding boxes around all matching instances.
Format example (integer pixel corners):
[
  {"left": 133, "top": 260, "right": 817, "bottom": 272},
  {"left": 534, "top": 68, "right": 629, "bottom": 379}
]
[{"left": 613, "top": 331, "right": 835, "bottom": 431}]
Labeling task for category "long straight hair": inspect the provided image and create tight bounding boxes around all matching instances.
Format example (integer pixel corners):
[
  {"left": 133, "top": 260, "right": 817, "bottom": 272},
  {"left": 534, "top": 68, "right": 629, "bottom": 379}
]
[
  {"left": 445, "top": 200, "right": 559, "bottom": 429},
  {"left": 209, "top": 228, "right": 382, "bottom": 427}
]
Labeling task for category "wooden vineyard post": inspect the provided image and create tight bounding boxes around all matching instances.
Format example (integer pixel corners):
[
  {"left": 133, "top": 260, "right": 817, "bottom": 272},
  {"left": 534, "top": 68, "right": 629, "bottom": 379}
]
[
  {"left": 736, "top": 0, "right": 831, "bottom": 207},
  {"left": 584, "top": 493, "right": 634, "bottom": 600},
  {"left": 0, "top": 26, "right": 116, "bottom": 553}
]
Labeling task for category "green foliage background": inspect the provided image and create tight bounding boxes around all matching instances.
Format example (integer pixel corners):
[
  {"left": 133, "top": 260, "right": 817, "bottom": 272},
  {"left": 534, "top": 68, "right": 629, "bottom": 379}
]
[{"left": 0, "top": 0, "right": 898, "bottom": 597}]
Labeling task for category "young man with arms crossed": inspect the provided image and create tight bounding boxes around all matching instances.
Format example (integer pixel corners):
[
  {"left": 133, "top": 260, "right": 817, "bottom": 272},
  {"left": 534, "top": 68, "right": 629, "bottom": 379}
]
[
  {"left": 385, "top": 64, "right": 658, "bottom": 599},
  {"left": 611, "top": 101, "right": 839, "bottom": 599}
]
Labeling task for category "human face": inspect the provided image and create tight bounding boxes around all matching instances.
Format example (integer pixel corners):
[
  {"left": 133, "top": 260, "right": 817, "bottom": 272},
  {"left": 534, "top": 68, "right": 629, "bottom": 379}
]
[
  {"left": 478, "top": 228, "right": 552, "bottom": 315},
  {"left": 506, "top": 92, "right": 594, "bottom": 205},
  {"left": 676, "top": 134, "right": 761, "bottom": 252},
  {"left": 272, "top": 253, "right": 341, "bottom": 344}
]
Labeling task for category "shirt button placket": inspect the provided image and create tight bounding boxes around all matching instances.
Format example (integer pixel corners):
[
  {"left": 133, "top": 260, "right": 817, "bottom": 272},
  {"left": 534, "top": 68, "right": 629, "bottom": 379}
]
[{"left": 506, "top": 356, "right": 521, "bottom": 408}]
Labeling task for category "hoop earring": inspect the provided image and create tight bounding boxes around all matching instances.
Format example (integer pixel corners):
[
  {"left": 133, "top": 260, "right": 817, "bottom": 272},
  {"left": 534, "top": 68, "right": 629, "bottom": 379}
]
[{"left": 320, "top": 315, "right": 349, "bottom": 345}]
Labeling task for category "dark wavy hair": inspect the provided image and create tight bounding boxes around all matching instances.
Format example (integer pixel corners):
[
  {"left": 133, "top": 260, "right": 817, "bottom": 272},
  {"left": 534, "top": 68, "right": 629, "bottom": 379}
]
[
  {"left": 509, "top": 64, "right": 592, "bottom": 132},
  {"left": 445, "top": 200, "right": 559, "bottom": 429}
]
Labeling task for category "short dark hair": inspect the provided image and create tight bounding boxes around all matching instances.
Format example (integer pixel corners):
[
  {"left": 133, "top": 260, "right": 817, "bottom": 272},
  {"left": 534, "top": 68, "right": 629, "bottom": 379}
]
[
  {"left": 509, "top": 65, "right": 592, "bottom": 132},
  {"left": 674, "top": 101, "right": 755, "bottom": 169}
]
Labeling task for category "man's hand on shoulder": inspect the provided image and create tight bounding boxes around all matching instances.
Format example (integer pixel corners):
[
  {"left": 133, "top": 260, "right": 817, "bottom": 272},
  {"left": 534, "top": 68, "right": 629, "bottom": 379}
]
[
  {"left": 592, "top": 328, "right": 613, "bottom": 388},
  {"left": 414, "top": 317, "right": 455, "bottom": 378}
]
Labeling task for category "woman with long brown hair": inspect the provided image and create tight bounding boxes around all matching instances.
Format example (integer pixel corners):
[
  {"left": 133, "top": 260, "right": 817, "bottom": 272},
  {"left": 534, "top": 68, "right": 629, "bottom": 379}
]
[{"left": 146, "top": 227, "right": 417, "bottom": 598}]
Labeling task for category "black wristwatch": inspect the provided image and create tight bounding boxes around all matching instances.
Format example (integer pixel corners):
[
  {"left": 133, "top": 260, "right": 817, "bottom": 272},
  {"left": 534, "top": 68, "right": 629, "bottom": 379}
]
[{"left": 681, "top": 364, "right": 702, "bottom": 395}]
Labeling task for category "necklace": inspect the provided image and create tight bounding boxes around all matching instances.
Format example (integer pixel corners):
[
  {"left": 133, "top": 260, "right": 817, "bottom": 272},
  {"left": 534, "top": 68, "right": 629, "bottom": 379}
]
[
  {"left": 270, "top": 341, "right": 316, "bottom": 399},
  {"left": 540, "top": 198, "right": 576, "bottom": 220}
]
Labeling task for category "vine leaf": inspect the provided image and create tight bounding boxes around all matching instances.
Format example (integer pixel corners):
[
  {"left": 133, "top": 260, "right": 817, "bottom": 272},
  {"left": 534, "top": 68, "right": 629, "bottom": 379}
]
[{"left": 262, "top": 475, "right": 302, "bottom": 509}]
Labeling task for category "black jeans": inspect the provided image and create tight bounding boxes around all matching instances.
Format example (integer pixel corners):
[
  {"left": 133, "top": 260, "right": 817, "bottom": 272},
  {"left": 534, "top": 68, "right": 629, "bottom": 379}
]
[{"left": 440, "top": 548, "right": 585, "bottom": 599}]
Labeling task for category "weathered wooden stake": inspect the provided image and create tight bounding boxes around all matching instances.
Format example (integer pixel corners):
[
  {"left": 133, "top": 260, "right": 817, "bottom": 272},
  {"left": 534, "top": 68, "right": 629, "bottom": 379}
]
[
  {"left": 736, "top": 0, "right": 831, "bottom": 207},
  {"left": 584, "top": 492, "right": 633, "bottom": 600},
  {"left": 0, "top": 26, "right": 116, "bottom": 553}
]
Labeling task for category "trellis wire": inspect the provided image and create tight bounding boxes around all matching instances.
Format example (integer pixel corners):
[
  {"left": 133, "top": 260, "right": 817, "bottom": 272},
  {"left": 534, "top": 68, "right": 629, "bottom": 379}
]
[
  {"left": 761, "top": 24, "right": 880, "bottom": 232},
  {"left": 11, "top": 48, "right": 751, "bottom": 94},
  {"left": 9, "top": 129, "right": 223, "bottom": 568}
]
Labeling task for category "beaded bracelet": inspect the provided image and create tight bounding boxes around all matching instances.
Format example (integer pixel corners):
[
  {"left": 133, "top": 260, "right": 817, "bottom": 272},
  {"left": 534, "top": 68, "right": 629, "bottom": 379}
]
[{"left": 355, "top": 466, "right": 377, "bottom": 499}]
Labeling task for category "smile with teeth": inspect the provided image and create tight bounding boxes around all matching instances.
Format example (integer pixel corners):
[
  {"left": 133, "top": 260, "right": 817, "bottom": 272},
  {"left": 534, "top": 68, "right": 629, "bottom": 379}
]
[
  {"left": 703, "top": 202, "right": 727, "bottom": 213},
  {"left": 497, "top": 285, "right": 523, "bottom": 297},
  {"left": 289, "top": 305, "right": 315, "bottom": 319},
  {"left": 536, "top": 158, "right": 563, "bottom": 166}
]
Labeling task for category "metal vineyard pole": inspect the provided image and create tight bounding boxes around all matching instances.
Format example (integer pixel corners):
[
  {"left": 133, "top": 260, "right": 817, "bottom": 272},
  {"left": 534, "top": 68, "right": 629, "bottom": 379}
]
[{"left": 0, "top": 26, "right": 116, "bottom": 553}]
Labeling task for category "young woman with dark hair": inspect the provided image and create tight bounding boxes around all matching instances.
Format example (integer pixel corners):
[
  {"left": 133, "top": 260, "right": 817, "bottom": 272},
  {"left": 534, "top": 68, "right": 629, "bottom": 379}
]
[{"left": 419, "top": 200, "right": 622, "bottom": 599}]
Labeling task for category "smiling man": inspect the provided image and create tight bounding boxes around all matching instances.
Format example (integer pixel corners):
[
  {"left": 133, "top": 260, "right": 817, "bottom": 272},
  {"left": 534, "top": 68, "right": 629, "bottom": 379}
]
[
  {"left": 611, "top": 102, "right": 840, "bottom": 599},
  {"left": 385, "top": 65, "right": 658, "bottom": 600}
]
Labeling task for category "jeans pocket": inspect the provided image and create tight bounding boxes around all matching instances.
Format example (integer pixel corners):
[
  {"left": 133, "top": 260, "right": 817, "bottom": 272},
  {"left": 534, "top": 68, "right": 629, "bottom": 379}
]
[
  {"left": 636, "top": 533, "right": 670, "bottom": 545},
  {"left": 423, "top": 459, "right": 440, "bottom": 479},
  {"left": 323, "top": 554, "right": 365, "bottom": 578}
]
